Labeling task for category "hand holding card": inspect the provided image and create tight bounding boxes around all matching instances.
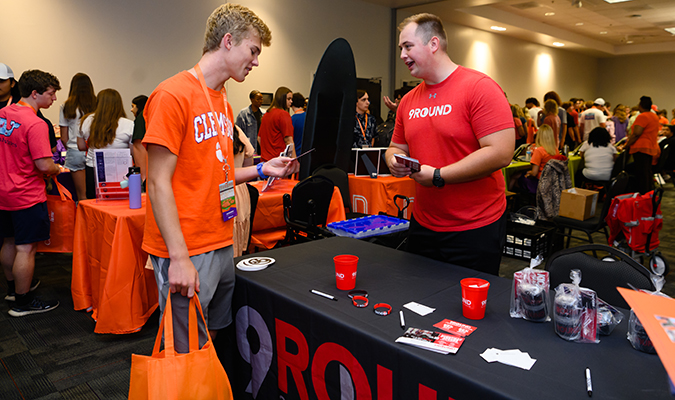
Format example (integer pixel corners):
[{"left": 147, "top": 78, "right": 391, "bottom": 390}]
[{"left": 394, "top": 154, "right": 421, "bottom": 173}]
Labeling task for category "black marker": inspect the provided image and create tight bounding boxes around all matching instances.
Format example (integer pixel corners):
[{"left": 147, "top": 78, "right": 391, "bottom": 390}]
[
  {"left": 399, "top": 309, "right": 406, "bottom": 330},
  {"left": 585, "top": 367, "right": 592, "bottom": 397},
  {"left": 310, "top": 289, "right": 337, "bottom": 301}
]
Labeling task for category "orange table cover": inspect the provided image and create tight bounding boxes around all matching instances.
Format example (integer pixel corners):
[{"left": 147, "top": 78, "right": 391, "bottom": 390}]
[
  {"left": 347, "top": 175, "right": 416, "bottom": 218},
  {"left": 250, "top": 179, "right": 346, "bottom": 249},
  {"left": 71, "top": 196, "right": 158, "bottom": 334}
]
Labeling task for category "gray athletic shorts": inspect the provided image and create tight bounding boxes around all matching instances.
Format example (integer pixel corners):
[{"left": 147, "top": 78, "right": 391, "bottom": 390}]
[
  {"left": 150, "top": 246, "right": 235, "bottom": 353},
  {"left": 64, "top": 148, "right": 86, "bottom": 171}
]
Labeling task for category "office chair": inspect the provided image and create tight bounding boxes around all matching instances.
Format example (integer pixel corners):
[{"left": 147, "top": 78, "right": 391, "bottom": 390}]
[
  {"left": 545, "top": 244, "right": 655, "bottom": 309},
  {"left": 553, "top": 173, "right": 629, "bottom": 251},
  {"left": 312, "top": 164, "right": 368, "bottom": 219},
  {"left": 282, "top": 175, "right": 336, "bottom": 244}
]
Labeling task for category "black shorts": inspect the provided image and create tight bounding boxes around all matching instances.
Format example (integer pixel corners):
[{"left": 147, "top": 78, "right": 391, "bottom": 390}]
[
  {"left": 406, "top": 212, "right": 507, "bottom": 275},
  {"left": 0, "top": 202, "right": 50, "bottom": 245}
]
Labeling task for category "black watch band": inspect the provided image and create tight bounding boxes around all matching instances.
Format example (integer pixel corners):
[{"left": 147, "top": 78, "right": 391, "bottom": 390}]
[{"left": 433, "top": 168, "right": 445, "bottom": 188}]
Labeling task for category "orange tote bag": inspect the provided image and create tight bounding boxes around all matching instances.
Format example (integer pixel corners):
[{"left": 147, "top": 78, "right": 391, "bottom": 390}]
[
  {"left": 37, "top": 176, "right": 76, "bottom": 253},
  {"left": 128, "top": 294, "right": 233, "bottom": 400}
]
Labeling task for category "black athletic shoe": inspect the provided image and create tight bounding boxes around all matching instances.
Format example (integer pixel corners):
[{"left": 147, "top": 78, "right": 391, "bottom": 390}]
[
  {"left": 8, "top": 297, "right": 59, "bottom": 317},
  {"left": 4, "top": 279, "right": 41, "bottom": 302}
]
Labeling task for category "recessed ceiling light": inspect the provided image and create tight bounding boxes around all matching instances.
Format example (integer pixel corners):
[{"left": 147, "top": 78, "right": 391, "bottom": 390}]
[
  {"left": 603, "top": 0, "right": 632, "bottom": 3},
  {"left": 665, "top": 27, "right": 675, "bottom": 35},
  {"left": 600, "top": 31, "right": 608, "bottom": 34},
  {"left": 545, "top": 12, "right": 555, "bottom": 16},
  {"left": 553, "top": 42, "right": 565, "bottom": 47},
  {"left": 491, "top": 26, "right": 507, "bottom": 31},
  {"left": 576, "top": 22, "right": 584, "bottom": 26},
  {"left": 626, "top": 40, "right": 634, "bottom": 44}
]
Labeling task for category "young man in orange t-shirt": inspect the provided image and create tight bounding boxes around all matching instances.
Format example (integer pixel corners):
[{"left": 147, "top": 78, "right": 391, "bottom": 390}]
[{"left": 142, "top": 4, "right": 298, "bottom": 355}]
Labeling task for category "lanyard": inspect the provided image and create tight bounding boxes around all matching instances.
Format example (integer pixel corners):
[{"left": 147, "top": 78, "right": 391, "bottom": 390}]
[
  {"left": 17, "top": 100, "right": 37, "bottom": 114},
  {"left": 194, "top": 64, "right": 232, "bottom": 181},
  {"left": 357, "top": 112, "right": 369, "bottom": 141}
]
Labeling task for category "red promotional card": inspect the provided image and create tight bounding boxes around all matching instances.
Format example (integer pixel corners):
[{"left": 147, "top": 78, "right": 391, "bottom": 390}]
[{"left": 433, "top": 319, "right": 477, "bottom": 337}]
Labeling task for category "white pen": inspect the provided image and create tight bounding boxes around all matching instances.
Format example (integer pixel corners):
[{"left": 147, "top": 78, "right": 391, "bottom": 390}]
[
  {"left": 585, "top": 367, "right": 592, "bottom": 397},
  {"left": 399, "top": 309, "right": 406, "bottom": 330},
  {"left": 310, "top": 289, "right": 337, "bottom": 301}
]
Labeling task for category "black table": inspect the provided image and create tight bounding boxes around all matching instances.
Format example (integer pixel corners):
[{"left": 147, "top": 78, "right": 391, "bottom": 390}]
[{"left": 232, "top": 237, "right": 671, "bottom": 399}]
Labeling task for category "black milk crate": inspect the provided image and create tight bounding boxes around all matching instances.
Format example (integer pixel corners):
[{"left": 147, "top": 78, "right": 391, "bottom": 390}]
[{"left": 503, "top": 220, "right": 556, "bottom": 261}]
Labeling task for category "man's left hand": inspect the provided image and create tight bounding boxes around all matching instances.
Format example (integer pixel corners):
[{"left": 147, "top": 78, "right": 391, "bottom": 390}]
[
  {"left": 411, "top": 164, "right": 435, "bottom": 187},
  {"left": 263, "top": 156, "right": 300, "bottom": 177}
]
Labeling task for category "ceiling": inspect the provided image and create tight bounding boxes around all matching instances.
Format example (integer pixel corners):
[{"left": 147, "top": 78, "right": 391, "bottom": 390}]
[{"left": 362, "top": 0, "right": 675, "bottom": 57}]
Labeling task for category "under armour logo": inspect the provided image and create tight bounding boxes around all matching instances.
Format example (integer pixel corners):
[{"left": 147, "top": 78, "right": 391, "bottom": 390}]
[
  {"left": 0, "top": 118, "right": 21, "bottom": 137},
  {"left": 429, "top": 93, "right": 437, "bottom": 99}
]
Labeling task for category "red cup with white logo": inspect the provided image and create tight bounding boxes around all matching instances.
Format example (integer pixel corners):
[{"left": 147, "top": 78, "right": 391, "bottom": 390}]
[
  {"left": 334, "top": 255, "right": 358, "bottom": 290},
  {"left": 460, "top": 278, "right": 490, "bottom": 320}
]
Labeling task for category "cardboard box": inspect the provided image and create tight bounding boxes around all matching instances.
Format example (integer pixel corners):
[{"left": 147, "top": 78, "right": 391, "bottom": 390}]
[{"left": 558, "top": 188, "right": 598, "bottom": 221}]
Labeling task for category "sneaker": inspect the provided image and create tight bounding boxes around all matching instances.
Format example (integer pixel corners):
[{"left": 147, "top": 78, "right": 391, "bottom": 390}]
[
  {"left": 8, "top": 297, "right": 59, "bottom": 317},
  {"left": 4, "top": 279, "right": 41, "bottom": 302}
]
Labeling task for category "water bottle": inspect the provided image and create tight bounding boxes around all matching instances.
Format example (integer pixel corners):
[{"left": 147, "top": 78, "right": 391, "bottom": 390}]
[
  {"left": 128, "top": 166, "right": 142, "bottom": 209},
  {"left": 526, "top": 149, "right": 532, "bottom": 161}
]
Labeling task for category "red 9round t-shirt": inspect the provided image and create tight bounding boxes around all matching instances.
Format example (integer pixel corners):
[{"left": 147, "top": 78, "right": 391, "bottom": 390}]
[{"left": 392, "top": 66, "right": 513, "bottom": 232}]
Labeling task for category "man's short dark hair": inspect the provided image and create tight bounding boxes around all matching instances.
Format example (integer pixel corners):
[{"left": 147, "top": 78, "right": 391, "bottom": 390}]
[
  {"left": 525, "top": 97, "right": 539, "bottom": 107},
  {"left": 291, "top": 92, "right": 305, "bottom": 108},
  {"left": 18, "top": 70, "right": 61, "bottom": 98},
  {"left": 249, "top": 90, "right": 261, "bottom": 100},
  {"left": 639, "top": 96, "right": 652, "bottom": 111}
]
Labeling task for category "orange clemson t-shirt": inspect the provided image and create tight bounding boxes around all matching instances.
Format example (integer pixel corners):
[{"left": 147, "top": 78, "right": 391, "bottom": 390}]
[{"left": 142, "top": 71, "right": 236, "bottom": 258}]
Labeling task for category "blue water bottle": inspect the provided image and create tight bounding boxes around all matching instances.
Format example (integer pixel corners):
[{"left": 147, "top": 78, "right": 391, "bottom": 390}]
[{"left": 128, "top": 166, "right": 142, "bottom": 209}]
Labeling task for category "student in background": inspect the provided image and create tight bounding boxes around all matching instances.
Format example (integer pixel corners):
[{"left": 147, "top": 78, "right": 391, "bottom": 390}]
[
  {"left": 131, "top": 95, "right": 148, "bottom": 184},
  {"left": 259, "top": 86, "right": 295, "bottom": 160},
  {"left": 291, "top": 92, "right": 305, "bottom": 155},
  {"left": 59, "top": 73, "right": 96, "bottom": 201},
  {"left": 77, "top": 89, "right": 134, "bottom": 199}
]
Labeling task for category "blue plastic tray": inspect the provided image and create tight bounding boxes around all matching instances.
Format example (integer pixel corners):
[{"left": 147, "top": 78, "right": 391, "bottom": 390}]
[{"left": 328, "top": 215, "right": 409, "bottom": 239}]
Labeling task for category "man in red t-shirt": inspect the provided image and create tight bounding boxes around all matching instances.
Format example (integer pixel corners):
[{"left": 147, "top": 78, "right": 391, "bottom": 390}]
[
  {"left": 143, "top": 4, "right": 298, "bottom": 355},
  {"left": 385, "top": 13, "right": 514, "bottom": 275},
  {"left": 0, "top": 69, "right": 61, "bottom": 317}
]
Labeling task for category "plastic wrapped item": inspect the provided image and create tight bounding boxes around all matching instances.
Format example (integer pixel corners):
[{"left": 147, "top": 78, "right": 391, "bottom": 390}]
[
  {"left": 553, "top": 270, "right": 599, "bottom": 343},
  {"left": 626, "top": 275, "right": 670, "bottom": 353},
  {"left": 597, "top": 298, "right": 624, "bottom": 336},
  {"left": 510, "top": 261, "right": 550, "bottom": 322}
]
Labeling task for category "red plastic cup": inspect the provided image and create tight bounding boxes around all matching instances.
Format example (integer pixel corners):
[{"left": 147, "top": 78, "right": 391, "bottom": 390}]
[
  {"left": 334, "top": 255, "right": 358, "bottom": 290},
  {"left": 460, "top": 278, "right": 490, "bottom": 320}
]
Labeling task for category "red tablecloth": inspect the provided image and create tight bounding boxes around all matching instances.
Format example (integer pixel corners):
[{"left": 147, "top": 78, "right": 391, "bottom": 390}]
[
  {"left": 348, "top": 175, "right": 416, "bottom": 218},
  {"left": 249, "top": 179, "right": 346, "bottom": 249},
  {"left": 71, "top": 196, "right": 158, "bottom": 334}
]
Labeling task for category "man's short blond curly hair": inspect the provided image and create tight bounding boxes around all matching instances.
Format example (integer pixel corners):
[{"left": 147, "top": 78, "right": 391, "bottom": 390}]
[{"left": 203, "top": 3, "right": 272, "bottom": 54}]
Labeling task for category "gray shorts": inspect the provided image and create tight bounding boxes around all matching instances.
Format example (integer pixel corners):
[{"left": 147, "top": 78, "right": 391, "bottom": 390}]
[
  {"left": 64, "top": 148, "right": 86, "bottom": 171},
  {"left": 150, "top": 246, "right": 235, "bottom": 353}
]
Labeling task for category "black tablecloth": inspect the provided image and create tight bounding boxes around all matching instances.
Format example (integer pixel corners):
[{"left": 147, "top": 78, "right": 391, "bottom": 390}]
[{"left": 232, "top": 237, "right": 670, "bottom": 399}]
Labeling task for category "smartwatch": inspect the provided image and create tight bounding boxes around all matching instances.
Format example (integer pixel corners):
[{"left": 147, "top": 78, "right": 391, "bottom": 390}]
[{"left": 432, "top": 168, "right": 445, "bottom": 188}]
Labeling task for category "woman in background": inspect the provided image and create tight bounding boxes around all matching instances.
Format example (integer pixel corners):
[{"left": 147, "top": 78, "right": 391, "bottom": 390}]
[
  {"left": 542, "top": 100, "right": 561, "bottom": 149},
  {"left": 612, "top": 104, "right": 629, "bottom": 143},
  {"left": 77, "top": 89, "right": 134, "bottom": 199},
  {"left": 353, "top": 89, "right": 376, "bottom": 148},
  {"left": 519, "top": 124, "right": 560, "bottom": 193},
  {"left": 59, "top": 73, "right": 96, "bottom": 201},
  {"left": 578, "top": 127, "right": 618, "bottom": 183},
  {"left": 259, "top": 86, "right": 295, "bottom": 161}
]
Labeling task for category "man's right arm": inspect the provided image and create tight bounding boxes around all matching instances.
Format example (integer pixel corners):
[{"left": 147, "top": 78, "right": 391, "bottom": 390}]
[
  {"left": 146, "top": 144, "right": 200, "bottom": 298},
  {"left": 385, "top": 142, "right": 412, "bottom": 177},
  {"left": 34, "top": 157, "right": 60, "bottom": 176}
]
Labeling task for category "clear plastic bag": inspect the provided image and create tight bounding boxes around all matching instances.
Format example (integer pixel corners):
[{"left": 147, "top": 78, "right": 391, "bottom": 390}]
[
  {"left": 597, "top": 298, "right": 624, "bottom": 336},
  {"left": 553, "top": 270, "right": 599, "bottom": 343},
  {"left": 626, "top": 275, "right": 669, "bottom": 353},
  {"left": 510, "top": 260, "right": 550, "bottom": 322}
]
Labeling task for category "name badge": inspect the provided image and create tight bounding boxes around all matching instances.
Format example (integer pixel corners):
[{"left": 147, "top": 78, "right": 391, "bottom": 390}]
[{"left": 219, "top": 181, "right": 237, "bottom": 222}]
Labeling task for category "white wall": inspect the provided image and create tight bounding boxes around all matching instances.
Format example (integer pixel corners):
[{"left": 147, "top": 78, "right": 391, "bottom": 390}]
[
  {"left": 598, "top": 53, "right": 675, "bottom": 113},
  {"left": 1, "top": 0, "right": 392, "bottom": 123},
  {"left": 394, "top": 9, "right": 600, "bottom": 108}
]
